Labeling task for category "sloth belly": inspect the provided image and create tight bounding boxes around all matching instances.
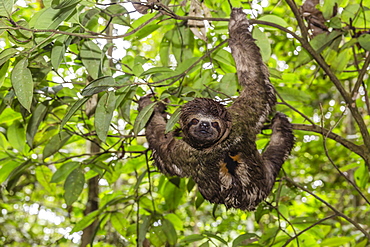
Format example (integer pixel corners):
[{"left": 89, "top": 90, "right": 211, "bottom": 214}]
[{"left": 194, "top": 149, "right": 268, "bottom": 210}]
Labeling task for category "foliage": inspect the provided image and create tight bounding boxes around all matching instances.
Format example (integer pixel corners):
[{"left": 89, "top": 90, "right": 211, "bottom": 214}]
[{"left": 0, "top": 0, "right": 369, "bottom": 246}]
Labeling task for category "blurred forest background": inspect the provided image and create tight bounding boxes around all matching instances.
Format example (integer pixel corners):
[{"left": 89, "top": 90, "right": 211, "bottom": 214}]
[{"left": 0, "top": 0, "right": 369, "bottom": 246}]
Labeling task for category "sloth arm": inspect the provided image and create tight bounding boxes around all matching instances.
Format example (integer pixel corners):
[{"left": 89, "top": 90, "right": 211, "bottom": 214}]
[
  {"left": 221, "top": 9, "right": 294, "bottom": 208},
  {"left": 139, "top": 97, "right": 194, "bottom": 177},
  {"left": 228, "top": 8, "right": 276, "bottom": 133}
]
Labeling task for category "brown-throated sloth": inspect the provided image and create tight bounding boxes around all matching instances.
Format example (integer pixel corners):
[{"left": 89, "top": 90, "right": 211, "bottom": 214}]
[{"left": 138, "top": 8, "right": 294, "bottom": 210}]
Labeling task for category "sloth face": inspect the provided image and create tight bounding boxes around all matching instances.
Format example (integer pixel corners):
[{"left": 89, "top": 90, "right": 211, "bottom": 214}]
[
  {"left": 183, "top": 114, "right": 226, "bottom": 148},
  {"left": 189, "top": 115, "right": 222, "bottom": 139},
  {"left": 180, "top": 98, "right": 232, "bottom": 149}
]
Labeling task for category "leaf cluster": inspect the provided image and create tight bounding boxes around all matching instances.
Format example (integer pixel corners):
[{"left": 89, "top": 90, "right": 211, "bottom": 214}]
[{"left": 0, "top": 0, "right": 369, "bottom": 246}]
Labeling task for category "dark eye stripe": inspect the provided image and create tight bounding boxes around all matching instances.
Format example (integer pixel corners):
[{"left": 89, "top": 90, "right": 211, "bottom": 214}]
[
  {"left": 190, "top": 118, "right": 199, "bottom": 125},
  {"left": 211, "top": 122, "right": 221, "bottom": 132}
]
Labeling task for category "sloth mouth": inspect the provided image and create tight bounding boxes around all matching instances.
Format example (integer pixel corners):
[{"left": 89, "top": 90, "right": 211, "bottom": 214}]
[{"left": 197, "top": 129, "right": 213, "bottom": 136}]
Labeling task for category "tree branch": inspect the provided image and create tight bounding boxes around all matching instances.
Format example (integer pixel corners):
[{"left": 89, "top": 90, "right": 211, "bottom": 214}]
[
  {"left": 292, "top": 123, "right": 367, "bottom": 160},
  {"left": 284, "top": 0, "right": 370, "bottom": 162},
  {"left": 284, "top": 177, "right": 370, "bottom": 240},
  {"left": 282, "top": 214, "right": 337, "bottom": 247}
]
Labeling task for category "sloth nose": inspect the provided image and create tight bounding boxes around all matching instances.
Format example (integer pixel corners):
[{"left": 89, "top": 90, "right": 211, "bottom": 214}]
[{"left": 199, "top": 121, "right": 210, "bottom": 130}]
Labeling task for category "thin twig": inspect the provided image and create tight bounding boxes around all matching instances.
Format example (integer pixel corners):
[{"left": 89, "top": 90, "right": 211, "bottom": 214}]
[
  {"left": 282, "top": 214, "right": 337, "bottom": 247},
  {"left": 148, "top": 39, "right": 229, "bottom": 86},
  {"left": 284, "top": 177, "right": 370, "bottom": 240},
  {"left": 321, "top": 107, "right": 370, "bottom": 205},
  {"left": 276, "top": 91, "right": 314, "bottom": 125}
]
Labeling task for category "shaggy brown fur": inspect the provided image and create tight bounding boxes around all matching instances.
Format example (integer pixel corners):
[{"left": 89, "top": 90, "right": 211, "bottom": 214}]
[{"left": 138, "top": 8, "right": 294, "bottom": 210}]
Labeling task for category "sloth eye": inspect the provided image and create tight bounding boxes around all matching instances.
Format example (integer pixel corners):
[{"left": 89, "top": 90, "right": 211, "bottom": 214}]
[
  {"left": 211, "top": 122, "right": 220, "bottom": 128},
  {"left": 190, "top": 118, "right": 199, "bottom": 125}
]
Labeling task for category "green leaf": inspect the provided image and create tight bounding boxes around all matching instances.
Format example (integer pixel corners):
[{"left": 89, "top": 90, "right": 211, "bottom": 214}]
[
  {"left": 51, "top": 0, "right": 81, "bottom": 9},
  {"left": 181, "top": 234, "right": 206, "bottom": 243},
  {"left": 195, "top": 191, "right": 205, "bottom": 209},
  {"left": 80, "top": 8, "right": 100, "bottom": 32},
  {"left": 332, "top": 48, "right": 350, "bottom": 73},
  {"left": 258, "top": 15, "right": 289, "bottom": 28},
  {"left": 320, "top": 236, "right": 353, "bottom": 246},
  {"left": 253, "top": 27, "right": 271, "bottom": 62},
  {"left": 133, "top": 102, "right": 155, "bottom": 135},
  {"left": 162, "top": 219, "right": 177, "bottom": 245},
  {"left": 80, "top": 40, "right": 102, "bottom": 79},
  {"left": 7, "top": 121, "right": 27, "bottom": 154},
  {"left": 212, "top": 49, "right": 236, "bottom": 73},
  {"left": 354, "top": 163, "right": 369, "bottom": 189},
  {"left": 0, "top": 132, "right": 10, "bottom": 149},
  {"left": 322, "top": 0, "right": 336, "bottom": 19},
  {"left": 30, "top": 6, "right": 75, "bottom": 30},
  {"left": 35, "top": 166, "right": 54, "bottom": 194},
  {"left": 339, "top": 163, "right": 359, "bottom": 172},
  {"left": 50, "top": 162, "right": 81, "bottom": 183},
  {"left": 138, "top": 215, "right": 152, "bottom": 245},
  {"left": 275, "top": 86, "right": 311, "bottom": 102},
  {"left": 0, "top": 60, "right": 10, "bottom": 88},
  {"left": 110, "top": 212, "right": 128, "bottom": 236},
  {"left": 104, "top": 5, "right": 130, "bottom": 26},
  {"left": 0, "top": 107, "right": 21, "bottom": 124},
  {"left": 0, "top": 160, "right": 19, "bottom": 184},
  {"left": 7, "top": 20, "right": 33, "bottom": 45},
  {"left": 141, "top": 67, "right": 174, "bottom": 77},
  {"left": 269, "top": 67, "right": 283, "bottom": 79},
  {"left": 160, "top": 37, "right": 170, "bottom": 67},
  {"left": 51, "top": 34, "right": 73, "bottom": 69},
  {"left": 0, "top": 48, "right": 18, "bottom": 67},
  {"left": 175, "top": 57, "right": 201, "bottom": 74},
  {"left": 11, "top": 58, "right": 33, "bottom": 112},
  {"left": 71, "top": 209, "right": 102, "bottom": 233},
  {"left": 200, "top": 242, "right": 210, "bottom": 247},
  {"left": 162, "top": 179, "right": 184, "bottom": 210},
  {"left": 164, "top": 213, "right": 184, "bottom": 231},
  {"left": 43, "top": 131, "right": 72, "bottom": 159},
  {"left": 165, "top": 107, "right": 180, "bottom": 134},
  {"left": 5, "top": 160, "right": 32, "bottom": 191},
  {"left": 296, "top": 31, "right": 342, "bottom": 67},
  {"left": 132, "top": 56, "right": 145, "bottom": 76},
  {"left": 116, "top": 85, "right": 138, "bottom": 123},
  {"left": 95, "top": 91, "right": 117, "bottom": 142},
  {"left": 355, "top": 239, "right": 368, "bottom": 247},
  {"left": 278, "top": 204, "right": 289, "bottom": 219},
  {"left": 187, "top": 178, "right": 196, "bottom": 193},
  {"left": 134, "top": 24, "right": 160, "bottom": 40},
  {"left": 219, "top": 73, "right": 238, "bottom": 96},
  {"left": 81, "top": 76, "right": 116, "bottom": 96},
  {"left": 341, "top": 4, "right": 360, "bottom": 24},
  {"left": 60, "top": 97, "right": 90, "bottom": 130},
  {"left": 232, "top": 233, "right": 259, "bottom": 247},
  {"left": 203, "top": 232, "right": 228, "bottom": 245},
  {"left": 64, "top": 167, "right": 85, "bottom": 205},
  {"left": 358, "top": 34, "right": 370, "bottom": 51},
  {"left": 26, "top": 102, "right": 49, "bottom": 148},
  {"left": 0, "top": 0, "right": 14, "bottom": 17},
  {"left": 255, "top": 203, "right": 270, "bottom": 223}
]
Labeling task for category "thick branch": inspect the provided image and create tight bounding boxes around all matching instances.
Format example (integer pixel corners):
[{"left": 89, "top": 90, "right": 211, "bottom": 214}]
[
  {"left": 285, "top": 0, "right": 370, "bottom": 158},
  {"left": 351, "top": 52, "right": 370, "bottom": 98},
  {"left": 293, "top": 123, "right": 368, "bottom": 161}
]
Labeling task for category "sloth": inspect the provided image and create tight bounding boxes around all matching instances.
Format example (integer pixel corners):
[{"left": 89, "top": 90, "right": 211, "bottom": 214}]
[{"left": 138, "top": 8, "right": 294, "bottom": 210}]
